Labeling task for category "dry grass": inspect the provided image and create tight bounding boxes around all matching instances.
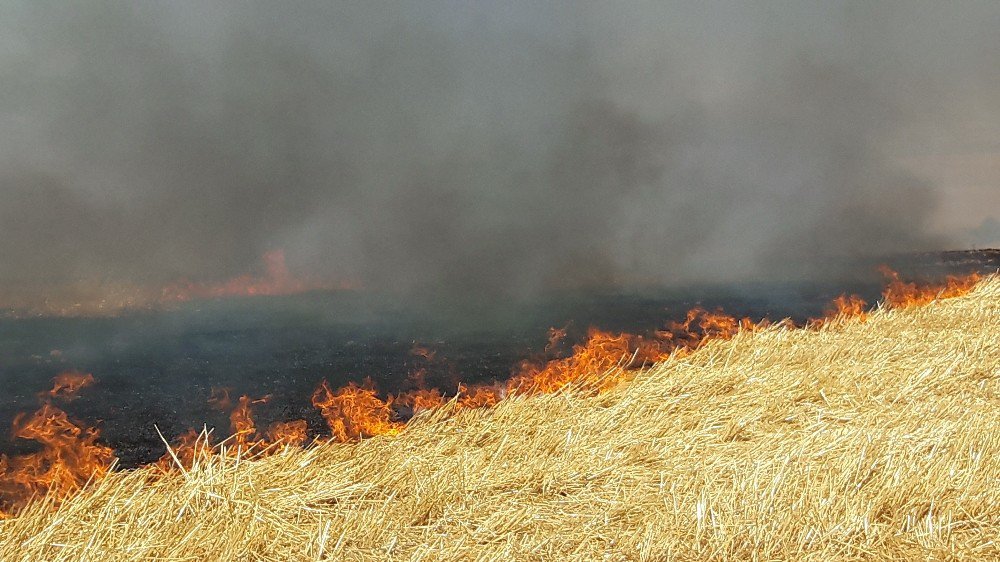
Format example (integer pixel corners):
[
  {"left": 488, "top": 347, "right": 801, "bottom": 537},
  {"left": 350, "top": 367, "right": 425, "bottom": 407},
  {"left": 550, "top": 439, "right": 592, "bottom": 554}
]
[{"left": 1, "top": 277, "right": 998, "bottom": 561}]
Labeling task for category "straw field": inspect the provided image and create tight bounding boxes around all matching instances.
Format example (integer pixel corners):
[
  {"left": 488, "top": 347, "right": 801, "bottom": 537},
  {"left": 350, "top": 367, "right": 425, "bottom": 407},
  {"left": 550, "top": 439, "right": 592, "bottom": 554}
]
[{"left": 1, "top": 277, "right": 998, "bottom": 561}]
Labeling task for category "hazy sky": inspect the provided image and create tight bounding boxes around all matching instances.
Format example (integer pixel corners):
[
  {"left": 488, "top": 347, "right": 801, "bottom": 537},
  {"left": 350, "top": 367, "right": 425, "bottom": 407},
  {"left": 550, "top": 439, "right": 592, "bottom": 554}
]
[{"left": 0, "top": 1, "right": 997, "bottom": 299}]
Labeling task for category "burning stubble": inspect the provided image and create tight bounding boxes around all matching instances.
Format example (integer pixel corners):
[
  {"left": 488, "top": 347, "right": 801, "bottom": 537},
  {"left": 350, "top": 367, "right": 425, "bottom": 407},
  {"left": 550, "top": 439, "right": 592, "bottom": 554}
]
[{"left": 0, "top": 268, "right": 986, "bottom": 516}]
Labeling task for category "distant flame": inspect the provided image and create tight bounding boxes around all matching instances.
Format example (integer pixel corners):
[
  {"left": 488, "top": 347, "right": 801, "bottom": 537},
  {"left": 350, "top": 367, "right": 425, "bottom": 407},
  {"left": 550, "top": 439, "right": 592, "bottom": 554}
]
[
  {"left": 160, "top": 249, "right": 360, "bottom": 303},
  {"left": 409, "top": 344, "right": 437, "bottom": 362},
  {"left": 47, "top": 371, "right": 96, "bottom": 400},
  {"left": 824, "top": 294, "right": 869, "bottom": 321},
  {"left": 229, "top": 395, "right": 261, "bottom": 451},
  {"left": 1, "top": 249, "right": 360, "bottom": 318}
]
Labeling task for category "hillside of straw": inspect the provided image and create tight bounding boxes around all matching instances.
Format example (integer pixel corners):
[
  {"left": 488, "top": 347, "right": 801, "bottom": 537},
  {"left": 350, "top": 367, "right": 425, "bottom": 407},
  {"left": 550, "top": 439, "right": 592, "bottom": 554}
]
[{"left": 1, "top": 277, "right": 998, "bottom": 561}]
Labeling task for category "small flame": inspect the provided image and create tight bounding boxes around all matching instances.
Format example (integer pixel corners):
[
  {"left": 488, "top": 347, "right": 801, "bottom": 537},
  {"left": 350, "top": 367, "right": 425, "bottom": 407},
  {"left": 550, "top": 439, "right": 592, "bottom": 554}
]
[
  {"left": 207, "top": 387, "right": 233, "bottom": 411},
  {"left": 266, "top": 420, "right": 309, "bottom": 448},
  {"left": 409, "top": 344, "right": 437, "bottom": 362},
  {"left": 158, "top": 392, "right": 304, "bottom": 471},
  {"left": 397, "top": 388, "right": 446, "bottom": 414},
  {"left": 46, "top": 371, "right": 96, "bottom": 400},
  {"left": 825, "top": 294, "right": 869, "bottom": 320},
  {"left": 311, "top": 380, "right": 403, "bottom": 442},
  {"left": 879, "top": 266, "right": 981, "bottom": 309},
  {"left": 229, "top": 395, "right": 261, "bottom": 451},
  {"left": 155, "top": 429, "right": 212, "bottom": 473}
]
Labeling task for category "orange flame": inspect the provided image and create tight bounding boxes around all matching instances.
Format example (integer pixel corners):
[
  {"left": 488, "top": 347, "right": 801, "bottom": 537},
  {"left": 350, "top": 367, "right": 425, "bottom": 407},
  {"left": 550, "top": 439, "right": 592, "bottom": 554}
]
[
  {"left": 409, "top": 344, "right": 437, "bottom": 362},
  {"left": 47, "top": 371, "right": 96, "bottom": 400},
  {"left": 155, "top": 428, "right": 206, "bottom": 472},
  {"left": 207, "top": 387, "right": 233, "bottom": 411},
  {"left": 4, "top": 268, "right": 986, "bottom": 517},
  {"left": 508, "top": 328, "right": 656, "bottom": 395},
  {"left": 158, "top": 391, "right": 304, "bottom": 471},
  {"left": 879, "top": 266, "right": 981, "bottom": 309},
  {"left": 0, "top": 372, "right": 114, "bottom": 517},
  {"left": 824, "top": 294, "right": 869, "bottom": 321},
  {"left": 310, "top": 308, "right": 767, "bottom": 442},
  {"left": 266, "top": 420, "right": 309, "bottom": 448},
  {"left": 160, "top": 250, "right": 360, "bottom": 303},
  {"left": 397, "top": 388, "right": 447, "bottom": 414},
  {"left": 229, "top": 395, "right": 262, "bottom": 452},
  {"left": 455, "top": 384, "right": 503, "bottom": 409},
  {"left": 300, "top": 269, "right": 983, "bottom": 445},
  {"left": 311, "top": 380, "right": 403, "bottom": 442}
]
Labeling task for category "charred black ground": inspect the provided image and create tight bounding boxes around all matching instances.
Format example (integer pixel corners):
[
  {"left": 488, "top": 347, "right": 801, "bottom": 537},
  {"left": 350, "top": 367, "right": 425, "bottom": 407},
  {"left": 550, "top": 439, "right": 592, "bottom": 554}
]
[{"left": 0, "top": 250, "right": 996, "bottom": 468}]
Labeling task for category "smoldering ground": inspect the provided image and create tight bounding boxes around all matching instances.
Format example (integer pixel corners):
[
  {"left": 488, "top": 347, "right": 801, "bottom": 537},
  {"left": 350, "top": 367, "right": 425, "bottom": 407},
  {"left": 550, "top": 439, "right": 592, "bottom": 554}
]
[{"left": 1, "top": 1, "right": 998, "bottom": 305}]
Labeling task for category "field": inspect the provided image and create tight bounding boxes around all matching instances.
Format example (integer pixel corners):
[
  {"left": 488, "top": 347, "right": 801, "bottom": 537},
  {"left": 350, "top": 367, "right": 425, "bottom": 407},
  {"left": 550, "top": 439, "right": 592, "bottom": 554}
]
[{"left": 0, "top": 276, "right": 997, "bottom": 560}]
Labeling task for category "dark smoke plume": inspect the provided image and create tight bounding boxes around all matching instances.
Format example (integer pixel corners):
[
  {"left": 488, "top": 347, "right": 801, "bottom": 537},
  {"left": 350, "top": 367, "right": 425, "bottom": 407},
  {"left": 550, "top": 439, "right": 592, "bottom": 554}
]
[{"left": 1, "top": 1, "right": 997, "bottom": 306}]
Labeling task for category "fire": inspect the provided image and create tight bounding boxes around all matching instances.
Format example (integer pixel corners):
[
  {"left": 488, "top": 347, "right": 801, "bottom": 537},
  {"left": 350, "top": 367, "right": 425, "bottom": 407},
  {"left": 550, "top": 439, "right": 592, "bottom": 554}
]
[
  {"left": 155, "top": 428, "right": 205, "bottom": 472},
  {"left": 508, "top": 329, "right": 657, "bottom": 395},
  {"left": 455, "top": 384, "right": 502, "bottom": 409},
  {"left": 824, "top": 294, "right": 869, "bottom": 320},
  {"left": 300, "top": 269, "right": 986, "bottom": 445},
  {"left": 879, "top": 266, "right": 981, "bottom": 309},
  {"left": 0, "top": 372, "right": 114, "bottom": 517},
  {"left": 160, "top": 249, "right": 359, "bottom": 303},
  {"left": 207, "top": 387, "right": 233, "bottom": 411},
  {"left": 266, "top": 420, "right": 309, "bottom": 447},
  {"left": 409, "top": 344, "right": 437, "bottom": 362},
  {"left": 229, "top": 395, "right": 262, "bottom": 451},
  {"left": 658, "top": 308, "right": 756, "bottom": 348},
  {"left": 311, "top": 306, "right": 769, "bottom": 440},
  {"left": 311, "top": 380, "right": 403, "bottom": 442},
  {"left": 158, "top": 392, "right": 306, "bottom": 471},
  {"left": 2, "top": 249, "right": 362, "bottom": 318},
  {"left": 47, "top": 371, "right": 96, "bottom": 400},
  {"left": 2, "top": 268, "right": 986, "bottom": 517},
  {"left": 397, "top": 388, "right": 447, "bottom": 414}
]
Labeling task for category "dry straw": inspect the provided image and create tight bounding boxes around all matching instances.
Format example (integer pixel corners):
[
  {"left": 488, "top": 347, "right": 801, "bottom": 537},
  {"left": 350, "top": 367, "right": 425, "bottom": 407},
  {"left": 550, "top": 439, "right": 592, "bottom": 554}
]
[{"left": 1, "top": 277, "right": 998, "bottom": 561}]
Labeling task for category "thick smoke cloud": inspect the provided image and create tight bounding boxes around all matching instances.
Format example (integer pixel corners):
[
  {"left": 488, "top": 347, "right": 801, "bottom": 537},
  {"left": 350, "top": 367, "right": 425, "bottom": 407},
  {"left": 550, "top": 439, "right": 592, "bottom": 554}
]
[{"left": 0, "top": 1, "right": 997, "bottom": 302}]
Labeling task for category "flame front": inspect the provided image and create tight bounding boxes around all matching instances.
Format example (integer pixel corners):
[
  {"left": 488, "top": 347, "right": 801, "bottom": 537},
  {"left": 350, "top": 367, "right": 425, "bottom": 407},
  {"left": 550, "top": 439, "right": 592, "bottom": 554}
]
[
  {"left": 1, "top": 268, "right": 985, "bottom": 518},
  {"left": 160, "top": 250, "right": 359, "bottom": 303},
  {"left": 879, "top": 266, "right": 981, "bottom": 308}
]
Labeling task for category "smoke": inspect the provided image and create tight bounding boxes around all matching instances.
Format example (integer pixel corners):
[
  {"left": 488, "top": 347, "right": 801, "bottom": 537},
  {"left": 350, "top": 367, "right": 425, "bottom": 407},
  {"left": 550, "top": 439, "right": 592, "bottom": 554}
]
[
  {"left": 1, "top": 1, "right": 997, "bottom": 302},
  {"left": 965, "top": 217, "right": 1000, "bottom": 248}
]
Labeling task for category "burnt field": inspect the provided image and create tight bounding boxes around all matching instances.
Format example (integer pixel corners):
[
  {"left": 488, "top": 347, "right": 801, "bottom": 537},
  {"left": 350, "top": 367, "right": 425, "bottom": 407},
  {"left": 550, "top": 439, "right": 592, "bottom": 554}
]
[{"left": 1, "top": 250, "right": 996, "bottom": 468}]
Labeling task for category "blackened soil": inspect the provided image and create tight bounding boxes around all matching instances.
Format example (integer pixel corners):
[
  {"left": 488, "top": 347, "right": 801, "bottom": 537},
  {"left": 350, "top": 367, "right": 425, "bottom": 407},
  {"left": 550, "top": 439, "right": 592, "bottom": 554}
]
[{"left": 1, "top": 251, "right": 996, "bottom": 468}]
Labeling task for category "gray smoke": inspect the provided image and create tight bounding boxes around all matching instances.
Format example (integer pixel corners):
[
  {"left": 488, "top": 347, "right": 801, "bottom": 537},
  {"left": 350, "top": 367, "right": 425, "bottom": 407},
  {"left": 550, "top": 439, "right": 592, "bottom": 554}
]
[{"left": 1, "top": 1, "right": 997, "bottom": 302}]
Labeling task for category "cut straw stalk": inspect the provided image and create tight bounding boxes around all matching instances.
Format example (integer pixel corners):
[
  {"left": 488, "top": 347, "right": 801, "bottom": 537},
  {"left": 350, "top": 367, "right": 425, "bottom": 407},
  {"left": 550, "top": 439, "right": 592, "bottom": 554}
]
[{"left": 1, "top": 276, "right": 997, "bottom": 561}]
